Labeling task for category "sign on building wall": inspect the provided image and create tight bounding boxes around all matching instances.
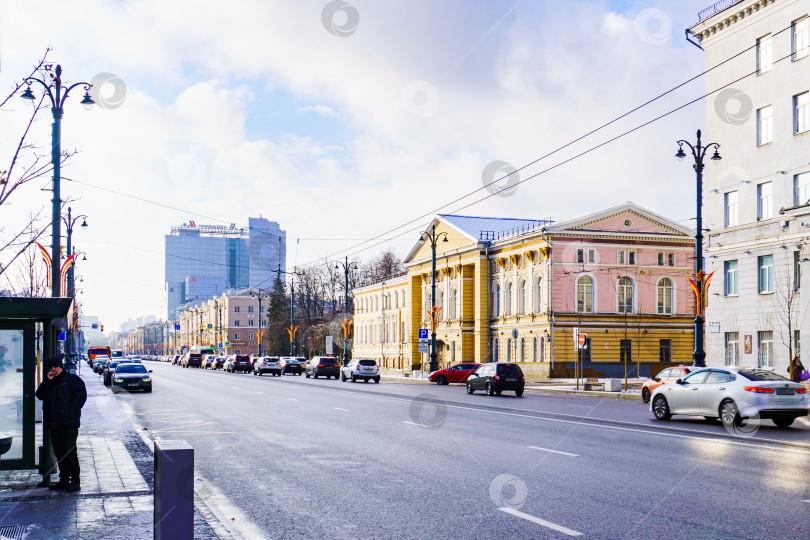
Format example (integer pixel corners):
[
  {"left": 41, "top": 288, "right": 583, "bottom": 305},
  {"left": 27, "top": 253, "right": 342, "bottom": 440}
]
[
  {"left": 744, "top": 335, "right": 752, "bottom": 354},
  {"left": 326, "top": 336, "right": 333, "bottom": 354},
  {"left": 708, "top": 322, "right": 720, "bottom": 333}
]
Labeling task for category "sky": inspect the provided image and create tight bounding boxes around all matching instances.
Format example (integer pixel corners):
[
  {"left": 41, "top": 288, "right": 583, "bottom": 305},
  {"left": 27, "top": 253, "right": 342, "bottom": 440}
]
[{"left": 0, "top": 0, "right": 714, "bottom": 330}]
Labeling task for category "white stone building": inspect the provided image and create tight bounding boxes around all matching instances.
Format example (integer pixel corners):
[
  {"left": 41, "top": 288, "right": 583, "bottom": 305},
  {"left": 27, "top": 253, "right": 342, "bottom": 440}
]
[{"left": 689, "top": 0, "right": 810, "bottom": 372}]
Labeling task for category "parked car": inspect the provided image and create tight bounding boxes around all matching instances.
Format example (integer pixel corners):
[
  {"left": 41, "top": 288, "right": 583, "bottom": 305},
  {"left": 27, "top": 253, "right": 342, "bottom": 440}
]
[
  {"left": 253, "top": 356, "right": 282, "bottom": 376},
  {"left": 202, "top": 354, "right": 217, "bottom": 369},
  {"left": 429, "top": 363, "right": 482, "bottom": 385},
  {"left": 642, "top": 366, "right": 694, "bottom": 403},
  {"left": 182, "top": 353, "right": 204, "bottom": 368},
  {"left": 279, "top": 357, "right": 304, "bottom": 375},
  {"left": 305, "top": 356, "right": 341, "bottom": 379},
  {"left": 341, "top": 358, "right": 380, "bottom": 383},
  {"left": 651, "top": 367, "right": 809, "bottom": 428},
  {"left": 466, "top": 363, "right": 525, "bottom": 396},
  {"left": 93, "top": 357, "right": 110, "bottom": 374},
  {"left": 172, "top": 355, "right": 183, "bottom": 365},
  {"left": 111, "top": 363, "right": 153, "bottom": 393},
  {"left": 224, "top": 354, "right": 252, "bottom": 373},
  {"left": 211, "top": 356, "right": 227, "bottom": 370},
  {"left": 103, "top": 360, "right": 130, "bottom": 386}
]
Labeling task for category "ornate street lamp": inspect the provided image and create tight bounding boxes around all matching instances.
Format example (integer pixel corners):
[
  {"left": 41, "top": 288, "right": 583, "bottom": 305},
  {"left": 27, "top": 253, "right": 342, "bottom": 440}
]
[
  {"left": 420, "top": 224, "right": 448, "bottom": 373},
  {"left": 62, "top": 206, "right": 88, "bottom": 358},
  {"left": 335, "top": 257, "right": 358, "bottom": 365},
  {"left": 21, "top": 65, "right": 94, "bottom": 297},
  {"left": 675, "top": 129, "right": 721, "bottom": 368}
]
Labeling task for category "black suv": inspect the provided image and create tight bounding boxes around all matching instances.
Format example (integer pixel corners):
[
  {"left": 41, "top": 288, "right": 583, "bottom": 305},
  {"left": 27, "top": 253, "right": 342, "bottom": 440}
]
[
  {"left": 305, "top": 356, "right": 340, "bottom": 379},
  {"left": 225, "top": 355, "right": 252, "bottom": 373},
  {"left": 466, "top": 363, "right": 525, "bottom": 396},
  {"left": 182, "top": 353, "right": 204, "bottom": 368}
]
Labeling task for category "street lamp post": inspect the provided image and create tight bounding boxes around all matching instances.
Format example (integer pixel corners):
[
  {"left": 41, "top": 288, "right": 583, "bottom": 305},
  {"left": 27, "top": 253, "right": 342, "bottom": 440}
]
[
  {"left": 250, "top": 290, "right": 264, "bottom": 356},
  {"left": 675, "top": 129, "right": 721, "bottom": 368},
  {"left": 420, "top": 224, "right": 448, "bottom": 373},
  {"left": 21, "top": 65, "right": 94, "bottom": 297},
  {"left": 62, "top": 207, "right": 87, "bottom": 359},
  {"left": 335, "top": 256, "right": 357, "bottom": 365}
]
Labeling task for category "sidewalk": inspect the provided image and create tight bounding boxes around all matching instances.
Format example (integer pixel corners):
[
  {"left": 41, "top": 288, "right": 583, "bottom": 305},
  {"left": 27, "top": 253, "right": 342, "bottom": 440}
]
[{"left": 0, "top": 367, "right": 222, "bottom": 539}]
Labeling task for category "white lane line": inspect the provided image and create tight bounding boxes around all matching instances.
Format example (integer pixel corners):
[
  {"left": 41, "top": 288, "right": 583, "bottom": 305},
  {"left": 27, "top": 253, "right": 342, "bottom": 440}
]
[
  {"left": 803, "top": 499, "right": 810, "bottom": 503},
  {"left": 498, "top": 507, "right": 583, "bottom": 537},
  {"left": 333, "top": 407, "right": 349, "bottom": 412},
  {"left": 529, "top": 446, "right": 578, "bottom": 457},
  {"left": 287, "top": 398, "right": 299, "bottom": 401},
  {"left": 403, "top": 421, "right": 421, "bottom": 427},
  {"left": 255, "top": 391, "right": 263, "bottom": 394}
]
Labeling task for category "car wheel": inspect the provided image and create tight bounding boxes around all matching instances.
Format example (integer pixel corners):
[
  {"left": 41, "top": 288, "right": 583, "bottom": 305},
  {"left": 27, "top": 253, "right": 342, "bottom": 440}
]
[
  {"left": 720, "top": 399, "right": 743, "bottom": 428},
  {"left": 773, "top": 417, "right": 795, "bottom": 428},
  {"left": 652, "top": 395, "right": 672, "bottom": 420},
  {"left": 145, "top": 388, "right": 152, "bottom": 393},
  {"left": 437, "top": 375, "right": 447, "bottom": 386},
  {"left": 313, "top": 374, "right": 318, "bottom": 379},
  {"left": 351, "top": 374, "right": 356, "bottom": 383},
  {"left": 374, "top": 377, "right": 380, "bottom": 384},
  {"left": 486, "top": 383, "right": 494, "bottom": 396},
  {"left": 641, "top": 388, "right": 651, "bottom": 404},
  {"left": 341, "top": 374, "right": 347, "bottom": 382},
  {"left": 495, "top": 389, "right": 502, "bottom": 396},
  {"left": 253, "top": 370, "right": 257, "bottom": 376},
  {"left": 467, "top": 383, "right": 474, "bottom": 394},
  {"left": 305, "top": 372, "right": 310, "bottom": 378},
  {"left": 515, "top": 388, "right": 524, "bottom": 397}
]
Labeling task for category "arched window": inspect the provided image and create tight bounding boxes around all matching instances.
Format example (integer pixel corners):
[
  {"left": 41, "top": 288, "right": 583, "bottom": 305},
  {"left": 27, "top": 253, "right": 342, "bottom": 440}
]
[
  {"left": 450, "top": 288, "right": 458, "bottom": 319},
  {"left": 493, "top": 338, "right": 499, "bottom": 362},
  {"left": 401, "top": 290, "right": 406, "bottom": 307},
  {"left": 505, "top": 282, "right": 513, "bottom": 316},
  {"left": 577, "top": 275, "right": 594, "bottom": 313},
  {"left": 437, "top": 290, "right": 444, "bottom": 321},
  {"left": 493, "top": 283, "right": 500, "bottom": 316},
  {"left": 519, "top": 337, "right": 525, "bottom": 361},
  {"left": 506, "top": 338, "right": 512, "bottom": 361},
  {"left": 518, "top": 280, "right": 526, "bottom": 315},
  {"left": 618, "top": 277, "right": 634, "bottom": 313},
  {"left": 532, "top": 337, "right": 537, "bottom": 362},
  {"left": 657, "top": 278, "right": 673, "bottom": 314},
  {"left": 534, "top": 277, "right": 542, "bottom": 313}
]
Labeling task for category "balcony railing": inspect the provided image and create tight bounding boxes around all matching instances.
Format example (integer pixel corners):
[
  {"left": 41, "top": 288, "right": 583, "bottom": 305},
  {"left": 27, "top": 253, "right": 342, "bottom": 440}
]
[{"left": 698, "top": 0, "right": 745, "bottom": 22}]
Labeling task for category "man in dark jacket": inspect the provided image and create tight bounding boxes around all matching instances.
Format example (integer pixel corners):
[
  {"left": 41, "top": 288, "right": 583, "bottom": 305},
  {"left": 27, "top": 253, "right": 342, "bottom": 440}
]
[{"left": 35, "top": 356, "right": 87, "bottom": 492}]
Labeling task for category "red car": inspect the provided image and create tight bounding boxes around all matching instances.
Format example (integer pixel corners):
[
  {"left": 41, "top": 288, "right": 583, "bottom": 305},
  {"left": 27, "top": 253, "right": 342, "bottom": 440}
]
[
  {"left": 642, "top": 366, "right": 694, "bottom": 403},
  {"left": 429, "top": 363, "right": 482, "bottom": 385}
]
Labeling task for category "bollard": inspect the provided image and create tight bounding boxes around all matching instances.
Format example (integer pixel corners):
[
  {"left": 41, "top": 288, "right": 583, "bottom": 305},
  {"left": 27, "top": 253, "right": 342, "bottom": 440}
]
[{"left": 154, "top": 440, "right": 194, "bottom": 539}]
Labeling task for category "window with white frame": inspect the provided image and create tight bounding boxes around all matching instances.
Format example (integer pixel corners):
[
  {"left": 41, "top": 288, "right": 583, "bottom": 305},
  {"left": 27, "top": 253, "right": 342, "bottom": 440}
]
[
  {"left": 725, "top": 332, "right": 740, "bottom": 366},
  {"left": 248, "top": 320, "right": 254, "bottom": 327},
  {"left": 794, "top": 92, "right": 809, "bottom": 134},
  {"left": 248, "top": 305, "right": 254, "bottom": 313},
  {"left": 758, "top": 182, "right": 773, "bottom": 220},
  {"left": 234, "top": 333, "right": 240, "bottom": 339},
  {"left": 667, "top": 252, "right": 675, "bottom": 266},
  {"left": 234, "top": 306, "right": 240, "bottom": 313},
  {"left": 505, "top": 282, "right": 513, "bottom": 316},
  {"left": 757, "top": 105, "right": 773, "bottom": 145},
  {"left": 758, "top": 330, "right": 774, "bottom": 367},
  {"left": 492, "top": 284, "right": 500, "bottom": 316},
  {"left": 436, "top": 290, "right": 444, "bottom": 321},
  {"left": 577, "top": 249, "right": 584, "bottom": 263},
  {"left": 628, "top": 251, "right": 636, "bottom": 265},
  {"left": 248, "top": 332, "right": 254, "bottom": 340},
  {"left": 757, "top": 34, "right": 772, "bottom": 73},
  {"left": 534, "top": 277, "right": 542, "bottom": 313},
  {"left": 617, "top": 276, "right": 633, "bottom": 313},
  {"left": 795, "top": 172, "right": 810, "bottom": 206},
  {"left": 657, "top": 252, "right": 665, "bottom": 266},
  {"left": 577, "top": 275, "right": 594, "bottom": 313},
  {"left": 758, "top": 255, "right": 774, "bottom": 293},
  {"left": 450, "top": 288, "right": 457, "bottom": 319},
  {"left": 492, "top": 338, "right": 499, "bottom": 362},
  {"left": 588, "top": 249, "right": 596, "bottom": 263},
  {"left": 793, "top": 17, "right": 809, "bottom": 60},
  {"left": 725, "top": 260, "right": 738, "bottom": 296},
  {"left": 724, "top": 191, "right": 739, "bottom": 227},
  {"left": 618, "top": 250, "right": 626, "bottom": 264},
  {"left": 518, "top": 280, "right": 526, "bottom": 315},
  {"left": 657, "top": 278, "right": 673, "bottom": 314},
  {"left": 234, "top": 320, "right": 241, "bottom": 327}
]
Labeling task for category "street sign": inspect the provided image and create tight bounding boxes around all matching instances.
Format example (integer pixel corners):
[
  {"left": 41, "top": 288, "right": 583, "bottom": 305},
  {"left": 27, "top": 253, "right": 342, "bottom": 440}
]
[
  {"left": 58, "top": 332, "right": 66, "bottom": 342},
  {"left": 175, "top": 324, "right": 181, "bottom": 331},
  {"left": 218, "top": 343, "right": 223, "bottom": 348},
  {"left": 418, "top": 329, "right": 429, "bottom": 340},
  {"left": 326, "top": 336, "right": 333, "bottom": 355},
  {"left": 207, "top": 323, "right": 213, "bottom": 329},
  {"left": 418, "top": 341, "right": 429, "bottom": 353},
  {"left": 708, "top": 321, "right": 720, "bottom": 333},
  {"left": 578, "top": 334, "right": 586, "bottom": 347},
  {"left": 225, "top": 341, "right": 231, "bottom": 347}
]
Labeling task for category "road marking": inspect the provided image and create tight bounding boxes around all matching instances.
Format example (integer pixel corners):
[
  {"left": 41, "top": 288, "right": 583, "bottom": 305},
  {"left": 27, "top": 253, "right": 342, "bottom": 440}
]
[
  {"left": 333, "top": 407, "right": 349, "bottom": 411},
  {"left": 154, "top": 431, "right": 237, "bottom": 435},
  {"left": 529, "top": 446, "right": 578, "bottom": 457},
  {"left": 403, "top": 421, "right": 422, "bottom": 427},
  {"left": 255, "top": 391, "right": 263, "bottom": 394},
  {"left": 151, "top": 422, "right": 217, "bottom": 431},
  {"left": 498, "top": 507, "right": 583, "bottom": 536},
  {"left": 287, "top": 398, "right": 299, "bottom": 401}
]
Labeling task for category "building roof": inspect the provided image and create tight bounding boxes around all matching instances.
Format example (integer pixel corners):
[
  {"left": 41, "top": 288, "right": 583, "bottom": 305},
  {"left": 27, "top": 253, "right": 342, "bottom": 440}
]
[
  {"left": 439, "top": 214, "right": 550, "bottom": 242},
  {"left": 545, "top": 201, "right": 695, "bottom": 237}
]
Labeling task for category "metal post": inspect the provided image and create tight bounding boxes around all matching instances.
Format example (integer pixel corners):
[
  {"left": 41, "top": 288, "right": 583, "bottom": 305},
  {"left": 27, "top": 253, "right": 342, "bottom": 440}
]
[
  {"left": 430, "top": 226, "right": 438, "bottom": 373},
  {"left": 344, "top": 256, "right": 349, "bottom": 365},
  {"left": 290, "top": 277, "right": 295, "bottom": 356},
  {"left": 51, "top": 86, "right": 62, "bottom": 297}
]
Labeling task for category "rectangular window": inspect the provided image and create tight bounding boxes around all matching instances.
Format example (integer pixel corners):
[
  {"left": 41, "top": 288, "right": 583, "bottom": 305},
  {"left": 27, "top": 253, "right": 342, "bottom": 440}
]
[
  {"left": 725, "top": 332, "right": 740, "bottom": 366},
  {"left": 248, "top": 332, "right": 254, "bottom": 340},
  {"left": 628, "top": 251, "right": 636, "bottom": 265},
  {"left": 667, "top": 253, "right": 675, "bottom": 267},
  {"left": 795, "top": 250, "right": 802, "bottom": 290},
  {"left": 793, "top": 17, "right": 809, "bottom": 60},
  {"left": 234, "top": 333, "right": 240, "bottom": 339},
  {"left": 795, "top": 330, "right": 801, "bottom": 357},
  {"left": 757, "top": 106, "right": 773, "bottom": 145},
  {"left": 580, "top": 338, "right": 592, "bottom": 362},
  {"left": 234, "top": 320, "right": 241, "bottom": 327},
  {"left": 724, "top": 191, "right": 738, "bottom": 226},
  {"left": 618, "top": 250, "right": 625, "bottom": 264},
  {"left": 724, "top": 260, "right": 738, "bottom": 296},
  {"left": 577, "top": 249, "right": 584, "bottom": 263},
  {"left": 757, "top": 330, "right": 774, "bottom": 367},
  {"left": 757, "top": 34, "right": 772, "bottom": 73},
  {"left": 757, "top": 182, "right": 773, "bottom": 220},
  {"left": 248, "top": 320, "right": 254, "bottom": 327},
  {"left": 795, "top": 173, "right": 810, "bottom": 206},
  {"left": 657, "top": 252, "right": 665, "bottom": 266},
  {"left": 619, "top": 339, "right": 632, "bottom": 364},
  {"left": 659, "top": 339, "right": 672, "bottom": 362},
  {"left": 794, "top": 92, "right": 810, "bottom": 134},
  {"left": 758, "top": 255, "right": 774, "bottom": 293},
  {"left": 234, "top": 306, "right": 240, "bottom": 313},
  {"left": 588, "top": 249, "right": 596, "bottom": 263}
]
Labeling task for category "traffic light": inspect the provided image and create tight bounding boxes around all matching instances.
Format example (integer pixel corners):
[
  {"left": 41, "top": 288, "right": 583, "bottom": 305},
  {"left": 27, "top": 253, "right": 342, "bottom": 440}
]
[{"left": 100, "top": 324, "right": 104, "bottom": 332}]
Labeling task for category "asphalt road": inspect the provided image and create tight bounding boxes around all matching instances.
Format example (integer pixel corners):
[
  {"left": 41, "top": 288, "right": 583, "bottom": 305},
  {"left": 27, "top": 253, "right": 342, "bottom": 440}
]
[{"left": 115, "top": 362, "right": 810, "bottom": 539}]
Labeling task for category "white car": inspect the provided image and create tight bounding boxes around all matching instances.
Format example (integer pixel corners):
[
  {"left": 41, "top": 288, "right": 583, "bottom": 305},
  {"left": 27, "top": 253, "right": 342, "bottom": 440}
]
[
  {"left": 341, "top": 358, "right": 380, "bottom": 383},
  {"left": 650, "top": 367, "right": 808, "bottom": 428}
]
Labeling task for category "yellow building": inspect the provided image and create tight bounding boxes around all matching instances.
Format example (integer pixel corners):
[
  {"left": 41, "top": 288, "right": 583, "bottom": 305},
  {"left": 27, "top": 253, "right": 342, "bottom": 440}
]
[{"left": 353, "top": 203, "right": 696, "bottom": 378}]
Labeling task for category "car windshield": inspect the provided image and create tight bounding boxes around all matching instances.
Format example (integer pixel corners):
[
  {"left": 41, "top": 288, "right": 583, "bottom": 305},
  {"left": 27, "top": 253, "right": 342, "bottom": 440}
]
[
  {"left": 497, "top": 363, "right": 523, "bottom": 376},
  {"left": 117, "top": 365, "right": 147, "bottom": 374},
  {"left": 359, "top": 360, "right": 376, "bottom": 366},
  {"left": 321, "top": 358, "right": 338, "bottom": 364},
  {"left": 737, "top": 369, "right": 790, "bottom": 381}
]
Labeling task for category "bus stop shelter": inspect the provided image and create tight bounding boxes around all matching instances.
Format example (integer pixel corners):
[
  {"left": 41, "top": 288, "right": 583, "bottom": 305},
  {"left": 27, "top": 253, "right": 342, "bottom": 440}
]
[{"left": 0, "top": 297, "right": 72, "bottom": 472}]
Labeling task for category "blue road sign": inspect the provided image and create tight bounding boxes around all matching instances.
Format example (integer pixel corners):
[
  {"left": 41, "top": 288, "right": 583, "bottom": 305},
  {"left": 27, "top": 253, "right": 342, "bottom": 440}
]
[
  {"left": 58, "top": 332, "right": 66, "bottom": 342},
  {"left": 418, "top": 329, "right": 429, "bottom": 340},
  {"left": 175, "top": 324, "right": 181, "bottom": 330}
]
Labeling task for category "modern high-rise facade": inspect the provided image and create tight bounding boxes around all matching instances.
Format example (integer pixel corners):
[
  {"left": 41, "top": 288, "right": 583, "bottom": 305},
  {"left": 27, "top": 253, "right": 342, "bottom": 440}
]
[
  {"left": 689, "top": 0, "right": 810, "bottom": 373},
  {"left": 165, "top": 217, "right": 286, "bottom": 320}
]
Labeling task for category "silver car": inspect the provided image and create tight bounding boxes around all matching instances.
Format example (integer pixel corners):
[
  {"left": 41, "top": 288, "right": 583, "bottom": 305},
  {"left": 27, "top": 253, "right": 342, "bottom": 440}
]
[
  {"left": 341, "top": 358, "right": 380, "bottom": 383},
  {"left": 650, "top": 367, "right": 808, "bottom": 428}
]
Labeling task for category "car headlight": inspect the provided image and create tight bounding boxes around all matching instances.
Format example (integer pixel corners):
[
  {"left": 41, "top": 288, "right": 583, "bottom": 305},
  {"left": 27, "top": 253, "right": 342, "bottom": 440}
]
[
  {"left": 142, "top": 377, "right": 151, "bottom": 382},
  {"left": 113, "top": 378, "right": 123, "bottom": 383}
]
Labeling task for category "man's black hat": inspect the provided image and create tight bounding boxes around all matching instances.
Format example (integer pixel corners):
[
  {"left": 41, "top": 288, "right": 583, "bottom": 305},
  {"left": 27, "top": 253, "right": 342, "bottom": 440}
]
[{"left": 45, "top": 356, "right": 63, "bottom": 370}]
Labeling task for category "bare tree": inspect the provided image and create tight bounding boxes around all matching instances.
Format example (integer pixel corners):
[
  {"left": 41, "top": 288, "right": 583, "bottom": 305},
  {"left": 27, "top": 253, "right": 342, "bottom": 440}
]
[
  {"left": 771, "top": 249, "right": 805, "bottom": 378},
  {"left": 11, "top": 218, "right": 50, "bottom": 297}
]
